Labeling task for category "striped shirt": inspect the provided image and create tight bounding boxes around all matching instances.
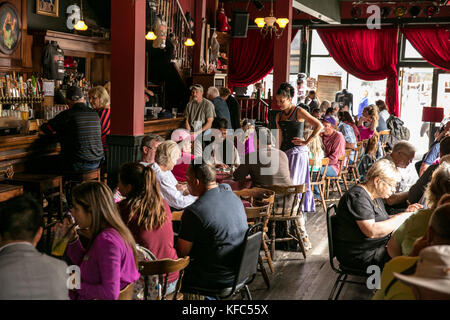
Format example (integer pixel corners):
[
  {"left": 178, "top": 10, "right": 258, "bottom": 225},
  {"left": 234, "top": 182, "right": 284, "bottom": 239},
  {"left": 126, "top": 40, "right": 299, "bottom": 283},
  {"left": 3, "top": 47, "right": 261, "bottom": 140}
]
[
  {"left": 40, "top": 103, "right": 104, "bottom": 162},
  {"left": 96, "top": 108, "right": 111, "bottom": 152}
]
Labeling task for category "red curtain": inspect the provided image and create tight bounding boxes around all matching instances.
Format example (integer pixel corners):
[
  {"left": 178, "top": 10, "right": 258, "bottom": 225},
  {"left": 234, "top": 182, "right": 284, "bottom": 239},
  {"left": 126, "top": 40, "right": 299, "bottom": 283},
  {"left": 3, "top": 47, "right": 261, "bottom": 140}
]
[
  {"left": 403, "top": 27, "right": 450, "bottom": 71},
  {"left": 228, "top": 29, "right": 298, "bottom": 89},
  {"left": 317, "top": 28, "right": 400, "bottom": 116}
]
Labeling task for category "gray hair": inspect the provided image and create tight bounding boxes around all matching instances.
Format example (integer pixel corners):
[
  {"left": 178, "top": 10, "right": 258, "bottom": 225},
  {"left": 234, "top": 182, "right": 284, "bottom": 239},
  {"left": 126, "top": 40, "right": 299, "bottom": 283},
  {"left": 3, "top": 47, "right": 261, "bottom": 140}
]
[
  {"left": 155, "top": 140, "right": 181, "bottom": 167},
  {"left": 366, "top": 159, "right": 401, "bottom": 184},
  {"left": 392, "top": 141, "right": 416, "bottom": 155},
  {"left": 207, "top": 87, "right": 220, "bottom": 99}
]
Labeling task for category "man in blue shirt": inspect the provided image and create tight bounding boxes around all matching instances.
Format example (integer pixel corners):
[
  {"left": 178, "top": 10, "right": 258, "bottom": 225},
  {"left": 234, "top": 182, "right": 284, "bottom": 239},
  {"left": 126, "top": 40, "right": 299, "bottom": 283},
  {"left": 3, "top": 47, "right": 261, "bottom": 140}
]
[
  {"left": 358, "top": 90, "right": 369, "bottom": 119},
  {"left": 207, "top": 86, "right": 232, "bottom": 129},
  {"left": 337, "top": 117, "right": 357, "bottom": 163}
]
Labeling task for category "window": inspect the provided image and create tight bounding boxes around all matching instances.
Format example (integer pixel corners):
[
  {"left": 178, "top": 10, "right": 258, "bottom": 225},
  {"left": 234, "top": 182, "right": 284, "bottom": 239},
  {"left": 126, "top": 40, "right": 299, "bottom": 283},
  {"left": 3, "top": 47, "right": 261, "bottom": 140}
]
[
  {"left": 404, "top": 39, "right": 423, "bottom": 60},
  {"left": 311, "top": 30, "right": 329, "bottom": 56}
]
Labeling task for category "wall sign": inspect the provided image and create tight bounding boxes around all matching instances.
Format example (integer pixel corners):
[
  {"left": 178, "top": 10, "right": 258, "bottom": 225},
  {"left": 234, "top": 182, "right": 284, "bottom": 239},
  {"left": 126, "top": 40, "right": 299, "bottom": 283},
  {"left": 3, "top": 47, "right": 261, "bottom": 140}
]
[
  {"left": 0, "top": 2, "right": 21, "bottom": 55},
  {"left": 37, "top": 0, "right": 59, "bottom": 18}
]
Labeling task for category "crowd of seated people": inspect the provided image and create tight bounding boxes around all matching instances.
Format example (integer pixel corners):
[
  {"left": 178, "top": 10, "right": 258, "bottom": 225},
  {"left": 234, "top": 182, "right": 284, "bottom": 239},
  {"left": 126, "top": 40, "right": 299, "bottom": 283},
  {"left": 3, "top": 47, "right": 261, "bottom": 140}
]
[{"left": 3, "top": 80, "right": 450, "bottom": 301}]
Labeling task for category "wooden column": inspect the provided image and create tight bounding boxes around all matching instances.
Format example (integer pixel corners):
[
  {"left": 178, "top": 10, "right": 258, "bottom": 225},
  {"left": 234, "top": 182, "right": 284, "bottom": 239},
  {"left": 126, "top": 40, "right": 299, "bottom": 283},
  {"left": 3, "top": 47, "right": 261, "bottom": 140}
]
[
  {"left": 272, "top": 0, "right": 293, "bottom": 109},
  {"left": 193, "top": 0, "right": 207, "bottom": 73},
  {"left": 107, "top": 0, "right": 147, "bottom": 188},
  {"left": 110, "top": 0, "right": 145, "bottom": 136}
]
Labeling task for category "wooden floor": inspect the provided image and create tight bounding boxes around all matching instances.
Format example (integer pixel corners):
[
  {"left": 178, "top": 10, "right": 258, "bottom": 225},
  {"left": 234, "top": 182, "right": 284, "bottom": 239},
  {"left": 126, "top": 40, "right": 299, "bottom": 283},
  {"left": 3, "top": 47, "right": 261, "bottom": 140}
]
[{"left": 232, "top": 188, "right": 375, "bottom": 300}]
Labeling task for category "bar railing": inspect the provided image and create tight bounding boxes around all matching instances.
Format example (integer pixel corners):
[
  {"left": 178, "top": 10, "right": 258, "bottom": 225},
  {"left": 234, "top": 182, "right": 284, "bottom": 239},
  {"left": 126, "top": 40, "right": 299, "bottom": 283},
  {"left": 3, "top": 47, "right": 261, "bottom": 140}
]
[{"left": 236, "top": 89, "right": 272, "bottom": 125}]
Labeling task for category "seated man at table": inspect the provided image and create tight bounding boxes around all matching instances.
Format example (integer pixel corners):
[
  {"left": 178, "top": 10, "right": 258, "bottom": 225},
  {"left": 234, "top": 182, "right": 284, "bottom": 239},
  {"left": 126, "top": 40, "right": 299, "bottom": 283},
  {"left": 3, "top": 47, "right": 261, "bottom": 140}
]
[
  {"left": 176, "top": 159, "right": 248, "bottom": 296},
  {"left": 39, "top": 86, "right": 104, "bottom": 172},
  {"left": 233, "top": 127, "right": 292, "bottom": 188},
  {"left": 140, "top": 133, "right": 165, "bottom": 167},
  {"left": 0, "top": 195, "right": 68, "bottom": 300},
  {"left": 383, "top": 141, "right": 418, "bottom": 212}
]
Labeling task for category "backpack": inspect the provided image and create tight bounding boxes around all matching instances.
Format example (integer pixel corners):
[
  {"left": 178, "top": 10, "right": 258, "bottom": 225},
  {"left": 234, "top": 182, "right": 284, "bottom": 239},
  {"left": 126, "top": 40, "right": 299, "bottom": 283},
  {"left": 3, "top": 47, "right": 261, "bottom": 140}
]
[
  {"left": 357, "top": 153, "right": 375, "bottom": 183},
  {"left": 133, "top": 245, "right": 160, "bottom": 300},
  {"left": 386, "top": 115, "right": 410, "bottom": 152}
]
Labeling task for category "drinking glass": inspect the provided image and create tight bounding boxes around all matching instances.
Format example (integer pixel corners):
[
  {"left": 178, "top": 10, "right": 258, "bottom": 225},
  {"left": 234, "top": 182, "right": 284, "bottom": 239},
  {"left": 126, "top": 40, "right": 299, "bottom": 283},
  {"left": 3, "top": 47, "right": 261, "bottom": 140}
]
[
  {"left": 172, "top": 108, "right": 177, "bottom": 118},
  {"left": 51, "top": 226, "right": 70, "bottom": 257}
]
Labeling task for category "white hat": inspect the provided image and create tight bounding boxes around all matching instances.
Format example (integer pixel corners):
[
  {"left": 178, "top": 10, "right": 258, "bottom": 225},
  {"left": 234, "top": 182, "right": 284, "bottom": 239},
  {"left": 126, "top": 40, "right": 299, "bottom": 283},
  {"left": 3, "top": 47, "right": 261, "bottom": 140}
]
[{"left": 393, "top": 245, "right": 450, "bottom": 295}]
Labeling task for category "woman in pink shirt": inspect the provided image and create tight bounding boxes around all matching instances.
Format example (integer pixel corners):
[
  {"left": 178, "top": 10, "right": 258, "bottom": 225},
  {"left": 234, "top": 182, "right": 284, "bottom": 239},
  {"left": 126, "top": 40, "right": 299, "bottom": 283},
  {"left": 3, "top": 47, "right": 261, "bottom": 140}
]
[
  {"left": 118, "top": 162, "right": 179, "bottom": 294},
  {"left": 358, "top": 105, "right": 379, "bottom": 140},
  {"left": 61, "top": 182, "right": 140, "bottom": 300}
]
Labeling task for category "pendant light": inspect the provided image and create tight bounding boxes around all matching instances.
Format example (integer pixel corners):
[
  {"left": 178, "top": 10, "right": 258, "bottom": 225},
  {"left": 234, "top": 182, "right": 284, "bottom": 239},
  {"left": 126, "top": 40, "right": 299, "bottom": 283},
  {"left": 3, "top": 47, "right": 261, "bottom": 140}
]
[
  {"left": 184, "top": 38, "right": 195, "bottom": 46},
  {"left": 74, "top": 0, "right": 88, "bottom": 31},
  {"left": 145, "top": 31, "right": 157, "bottom": 40}
]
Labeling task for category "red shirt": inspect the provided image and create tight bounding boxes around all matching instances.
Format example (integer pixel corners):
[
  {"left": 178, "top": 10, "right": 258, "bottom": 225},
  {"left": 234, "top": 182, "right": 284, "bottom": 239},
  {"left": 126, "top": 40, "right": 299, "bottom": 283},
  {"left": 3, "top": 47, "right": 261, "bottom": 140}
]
[
  {"left": 119, "top": 199, "right": 179, "bottom": 284},
  {"left": 172, "top": 151, "right": 195, "bottom": 182},
  {"left": 322, "top": 130, "right": 346, "bottom": 173}
]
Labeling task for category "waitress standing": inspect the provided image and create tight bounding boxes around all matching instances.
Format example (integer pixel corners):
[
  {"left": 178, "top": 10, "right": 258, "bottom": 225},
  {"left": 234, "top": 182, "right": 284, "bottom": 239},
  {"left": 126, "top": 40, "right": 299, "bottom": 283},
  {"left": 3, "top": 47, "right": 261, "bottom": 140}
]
[{"left": 275, "top": 83, "right": 323, "bottom": 250}]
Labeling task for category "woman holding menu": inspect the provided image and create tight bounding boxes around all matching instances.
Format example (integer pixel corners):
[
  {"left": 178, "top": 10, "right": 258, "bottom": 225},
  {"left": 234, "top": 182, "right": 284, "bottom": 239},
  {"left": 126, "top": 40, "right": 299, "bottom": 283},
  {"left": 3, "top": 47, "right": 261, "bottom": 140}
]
[{"left": 275, "top": 83, "right": 323, "bottom": 250}]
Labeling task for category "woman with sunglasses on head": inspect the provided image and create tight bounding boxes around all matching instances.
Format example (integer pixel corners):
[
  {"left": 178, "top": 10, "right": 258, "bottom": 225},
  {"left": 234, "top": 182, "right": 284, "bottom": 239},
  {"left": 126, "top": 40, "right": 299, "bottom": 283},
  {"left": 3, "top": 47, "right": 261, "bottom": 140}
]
[
  {"left": 60, "top": 181, "right": 140, "bottom": 300},
  {"left": 333, "top": 159, "right": 423, "bottom": 271},
  {"left": 275, "top": 82, "right": 323, "bottom": 250}
]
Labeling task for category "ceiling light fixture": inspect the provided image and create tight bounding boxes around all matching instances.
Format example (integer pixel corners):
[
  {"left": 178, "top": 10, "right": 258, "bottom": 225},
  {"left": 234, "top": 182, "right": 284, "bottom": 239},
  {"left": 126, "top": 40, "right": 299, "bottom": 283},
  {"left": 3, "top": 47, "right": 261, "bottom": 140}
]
[{"left": 254, "top": 0, "right": 289, "bottom": 39}]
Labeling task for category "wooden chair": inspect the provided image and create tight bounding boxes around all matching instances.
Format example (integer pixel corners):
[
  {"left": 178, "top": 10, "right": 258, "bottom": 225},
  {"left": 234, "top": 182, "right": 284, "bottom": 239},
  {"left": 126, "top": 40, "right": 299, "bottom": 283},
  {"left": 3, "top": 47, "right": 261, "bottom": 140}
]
[
  {"left": 118, "top": 283, "right": 135, "bottom": 300},
  {"left": 348, "top": 141, "right": 365, "bottom": 184},
  {"left": 260, "top": 184, "right": 308, "bottom": 260},
  {"left": 309, "top": 158, "right": 329, "bottom": 213},
  {"left": 325, "top": 149, "right": 352, "bottom": 201},
  {"left": 233, "top": 188, "right": 275, "bottom": 272},
  {"left": 0, "top": 184, "right": 23, "bottom": 202},
  {"left": 244, "top": 204, "right": 272, "bottom": 289},
  {"left": 139, "top": 256, "right": 190, "bottom": 300},
  {"left": 378, "top": 130, "right": 390, "bottom": 158}
]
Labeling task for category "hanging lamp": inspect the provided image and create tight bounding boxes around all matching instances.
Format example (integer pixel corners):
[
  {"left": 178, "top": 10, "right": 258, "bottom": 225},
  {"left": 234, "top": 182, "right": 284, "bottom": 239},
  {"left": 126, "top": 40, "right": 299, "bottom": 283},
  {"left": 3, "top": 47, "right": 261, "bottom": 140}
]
[{"left": 74, "top": 0, "right": 88, "bottom": 31}]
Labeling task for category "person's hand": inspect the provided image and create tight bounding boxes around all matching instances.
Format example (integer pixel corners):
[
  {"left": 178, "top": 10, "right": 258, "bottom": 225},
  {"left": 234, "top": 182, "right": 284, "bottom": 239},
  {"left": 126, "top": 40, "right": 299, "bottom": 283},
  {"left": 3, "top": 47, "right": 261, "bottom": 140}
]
[
  {"left": 404, "top": 203, "right": 423, "bottom": 213},
  {"left": 292, "top": 137, "right": 308, "bottom": 146},
  {"left": 216, "top": 163, "right": 229, "bottom": 169},
  {"left": 176, "top": 184, "right": 187, "bottom": 192},
  {"left": 54, "top": 217, "right": 77, "bottom": 243}
]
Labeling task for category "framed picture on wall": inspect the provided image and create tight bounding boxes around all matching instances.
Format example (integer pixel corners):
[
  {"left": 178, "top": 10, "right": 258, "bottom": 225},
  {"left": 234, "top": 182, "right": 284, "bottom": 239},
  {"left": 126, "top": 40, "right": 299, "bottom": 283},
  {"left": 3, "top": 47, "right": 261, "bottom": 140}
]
[
  {"left": 36, "top": 0, "right": 59, "bottom": 18},
  {"left": 0, "top": 2, "right": 22, "bottom": 55}
]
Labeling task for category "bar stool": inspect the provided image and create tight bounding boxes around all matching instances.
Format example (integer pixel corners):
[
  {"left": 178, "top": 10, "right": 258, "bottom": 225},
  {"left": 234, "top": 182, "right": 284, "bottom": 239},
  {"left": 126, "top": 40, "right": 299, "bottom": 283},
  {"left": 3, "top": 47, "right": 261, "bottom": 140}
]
[
  {"left": 0, "top": 184, "right": 23, "bottom": 202},
  {"left": 7, "top": 173, "right": 64, "bottom": 220},
  {"left": 63, "top": 168, "right": 101, "bottom": 206}
]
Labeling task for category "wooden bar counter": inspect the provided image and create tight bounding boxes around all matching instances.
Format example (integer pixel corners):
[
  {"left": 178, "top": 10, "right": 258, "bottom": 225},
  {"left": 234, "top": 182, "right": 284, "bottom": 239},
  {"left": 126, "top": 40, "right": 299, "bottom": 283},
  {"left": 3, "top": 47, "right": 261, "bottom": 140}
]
[
  {"left": 0, "top": 133, "right": 60, "bottom": 175},
  {"left": 144, "top": 117, "right": 185, "bottom": 138}
]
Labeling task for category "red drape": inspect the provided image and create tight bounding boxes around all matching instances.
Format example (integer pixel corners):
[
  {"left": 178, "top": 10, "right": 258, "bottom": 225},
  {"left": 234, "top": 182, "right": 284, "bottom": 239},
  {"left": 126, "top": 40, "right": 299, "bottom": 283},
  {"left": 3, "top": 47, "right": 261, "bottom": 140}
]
[
  {"left": 403, "top": 27, "right": 450, "bottom": 71},
  {"left": 317, "top": 28, "right": 400, "bottom": 116},
  {"left": 228, "top": 29, "right": 298, "bottom": 89}
]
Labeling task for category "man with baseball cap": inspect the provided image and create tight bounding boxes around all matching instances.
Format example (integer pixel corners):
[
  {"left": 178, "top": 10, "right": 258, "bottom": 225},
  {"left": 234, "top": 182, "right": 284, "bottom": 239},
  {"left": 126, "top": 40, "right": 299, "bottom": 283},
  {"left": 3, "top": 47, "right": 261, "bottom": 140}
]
[
  {"left": 39, "top": 86, "right": 104, "bottom": 172},
  {"left": 184, "top": 84, "right": 216, "bottom": 156},
  {"left": 313, "top": 116, "right": 346, "bottom": 198}
]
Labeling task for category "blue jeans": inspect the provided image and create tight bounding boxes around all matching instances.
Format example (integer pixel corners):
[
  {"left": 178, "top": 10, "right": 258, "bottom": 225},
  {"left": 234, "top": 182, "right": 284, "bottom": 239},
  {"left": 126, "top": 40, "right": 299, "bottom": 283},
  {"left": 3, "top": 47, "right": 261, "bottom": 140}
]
[
  {"left": 313, "top": 166, "right": 337, "bottom": 199},
  {"left": 71, "top": 160, "right": 101, "bottom": 172}
]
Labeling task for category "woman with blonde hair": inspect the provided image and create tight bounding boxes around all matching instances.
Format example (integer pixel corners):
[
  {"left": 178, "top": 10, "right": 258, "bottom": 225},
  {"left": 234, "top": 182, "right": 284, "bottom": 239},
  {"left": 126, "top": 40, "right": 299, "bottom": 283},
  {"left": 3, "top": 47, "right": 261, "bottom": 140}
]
[
  {"left": 304, "top": 128, "right": 324, "bottom": 172},
  {"left": 387, "top": 160, "right": 450, "bottom": 257},
  {"left": 334, "top": 159, "right": 423, "bottom": 270},
  {"left": 118, "top": 162, "right": 179, "bottom": 294},
  {"left": 152, "top": 140, "right": 197, "bottom": 210},
  {"left": 59, "top": 181, "right": 140, "bottom": 300},
  {"left": 89, "top": 86, "right": 111, "bottom": 154}
]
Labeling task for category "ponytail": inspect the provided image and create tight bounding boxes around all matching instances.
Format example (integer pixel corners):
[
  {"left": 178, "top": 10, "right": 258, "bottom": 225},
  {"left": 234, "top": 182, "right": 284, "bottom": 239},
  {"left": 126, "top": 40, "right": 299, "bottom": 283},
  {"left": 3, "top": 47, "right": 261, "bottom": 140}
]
[{"left": 120, "top": 163, "right": 167, "bottom": 231}]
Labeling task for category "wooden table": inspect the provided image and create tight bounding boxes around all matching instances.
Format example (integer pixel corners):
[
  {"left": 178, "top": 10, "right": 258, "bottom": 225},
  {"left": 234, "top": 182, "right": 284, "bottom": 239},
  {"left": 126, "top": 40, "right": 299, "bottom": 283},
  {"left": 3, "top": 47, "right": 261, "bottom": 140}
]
[{"left": 0, "top": 184, "right": 23, "bottom": 202}]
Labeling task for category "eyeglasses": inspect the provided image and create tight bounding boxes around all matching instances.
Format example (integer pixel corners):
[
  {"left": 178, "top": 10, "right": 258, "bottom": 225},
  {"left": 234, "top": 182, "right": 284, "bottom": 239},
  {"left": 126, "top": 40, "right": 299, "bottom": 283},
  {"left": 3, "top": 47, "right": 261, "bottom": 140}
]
[{"left": 380, "top": 179, "right": 397, "bottom": 190}]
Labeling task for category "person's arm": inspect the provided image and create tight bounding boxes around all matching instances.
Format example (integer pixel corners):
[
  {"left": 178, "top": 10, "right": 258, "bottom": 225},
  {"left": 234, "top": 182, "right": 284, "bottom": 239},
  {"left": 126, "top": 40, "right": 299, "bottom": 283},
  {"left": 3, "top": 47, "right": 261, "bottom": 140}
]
[
  {"left": 297, "top": 107, "right": 323, "bottom": 145},
  {"left": 369, "top": 117, "right": 378, "bottom": 132},
  {"left": 158, "top": 173, "right": 197, "bottom": 209},
  {"left": 76, "top": 234, "right": 127, "bottom": 300},
  {"left": 419, "top": 162, "right": 430, "bottom": 177},
  {"left": 275, "top": 112, "right": 282, "bottom": 149},
  {"left": 408, "top": 165, "right": 435, "bottom": 204},
  {"left": 176, "top": 209, "right": 200, "bottom": 257},
  {"left": 201, "top": 117, "right": 214, "bottom": 133},
  {"left": 66, "top": 237, "right": 86, "bottom": 266},
  {"left": 385, "top": 191, "right": 408, "bottom": 206},
  {"left": 184, "top": 118, "right": 191, "bottom": 131},
  {"left": 356, "top": 203, "right": 421, "bottom": 239},
  {"left": 386, "top": 236, "right": 403, "bottom": 258}
]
